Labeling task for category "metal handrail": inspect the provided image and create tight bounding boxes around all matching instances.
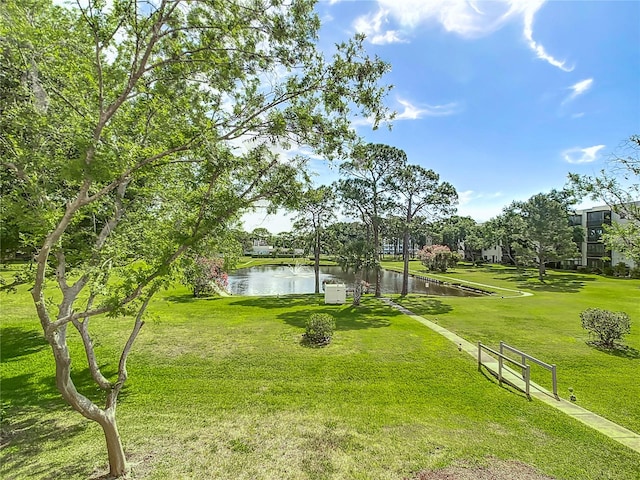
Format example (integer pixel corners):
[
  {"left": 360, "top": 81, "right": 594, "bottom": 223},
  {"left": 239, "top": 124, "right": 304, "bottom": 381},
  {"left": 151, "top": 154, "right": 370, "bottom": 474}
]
[
  {"left": 500, "top": 342, "right": 558, "bottom": 399},
  {"left": 478, "top": 342, "right": 530, "bottom": 398}
]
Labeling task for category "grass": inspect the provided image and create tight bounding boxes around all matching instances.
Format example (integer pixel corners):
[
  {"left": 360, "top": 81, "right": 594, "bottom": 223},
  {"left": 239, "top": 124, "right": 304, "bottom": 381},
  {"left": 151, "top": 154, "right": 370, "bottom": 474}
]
[
  {"left": 383, "top": 260, "right": 640, "bottom": 434},
  {"left": 1, "top": 264, "right": 639, "bottom": 479}
]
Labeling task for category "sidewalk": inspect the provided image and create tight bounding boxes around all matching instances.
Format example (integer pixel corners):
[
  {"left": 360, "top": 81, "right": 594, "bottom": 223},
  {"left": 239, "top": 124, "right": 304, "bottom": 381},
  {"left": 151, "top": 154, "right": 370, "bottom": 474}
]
[{"left": 380, "top": 297, "right": 640, "bottom": 454}]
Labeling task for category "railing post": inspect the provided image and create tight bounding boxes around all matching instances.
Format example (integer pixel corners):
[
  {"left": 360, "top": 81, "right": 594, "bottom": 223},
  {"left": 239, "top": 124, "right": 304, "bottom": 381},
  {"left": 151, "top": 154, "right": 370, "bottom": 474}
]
[
  {"left": 477, "top": 341, "right": 482, "bottom": 371},
  {"left": 551, "top": 364, "right": 558, "bottom": 399},
  {"left": 498, "top": 354, "right": 503, "bottom": 386},
  {"left": 525, "top": 365, "right": 531, "bottom": 398},
  {"left": 500, "top": 341, "right": 504, "bottom": 356}
]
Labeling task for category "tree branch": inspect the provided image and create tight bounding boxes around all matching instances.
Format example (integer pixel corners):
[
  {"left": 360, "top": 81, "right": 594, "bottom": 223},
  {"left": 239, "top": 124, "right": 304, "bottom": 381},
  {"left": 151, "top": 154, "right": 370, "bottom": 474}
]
[
  {"left": 106, "top": 295, "right": 150, "bottom": 410},
  {"left": 72, "top": 317, "right": 112, "bottom": 390}
]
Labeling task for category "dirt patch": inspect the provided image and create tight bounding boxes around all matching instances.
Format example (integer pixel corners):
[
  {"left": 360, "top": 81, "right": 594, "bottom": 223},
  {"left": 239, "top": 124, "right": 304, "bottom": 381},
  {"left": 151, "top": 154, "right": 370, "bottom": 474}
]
[{"left": 407, "top": 457, "right": 555, "bottom": 480}]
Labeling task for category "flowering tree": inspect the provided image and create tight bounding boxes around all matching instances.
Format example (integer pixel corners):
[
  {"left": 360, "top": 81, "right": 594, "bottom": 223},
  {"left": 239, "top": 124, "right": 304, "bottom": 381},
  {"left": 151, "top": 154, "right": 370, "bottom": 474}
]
[
  {"left": 417, "top": 245, "right": 460, "bottom": 273},
  {"left": 183, "top": 257, "right": 229, "bottom": 297}
]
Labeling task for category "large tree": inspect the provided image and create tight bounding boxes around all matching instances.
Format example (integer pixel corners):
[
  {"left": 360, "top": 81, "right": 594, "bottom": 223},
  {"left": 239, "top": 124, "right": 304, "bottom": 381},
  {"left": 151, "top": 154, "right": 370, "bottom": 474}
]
[
  {"left": 0, "top": 0, "right": 391, "bottom": 476},
  {"left": 505, "top": 191, "right": 579, "bottom": 281},
  {"left": 431, "top": 215, "right": 474, "bottom": 252},
  {"left": 337, "top": 143, "right": 405, "bottom": 296},
  {"left": 293, "top": 185, "right": 336, "bottom": 293},
  {"left": 569, "top": 134, "right": 640, "bottom": 265},
  {"left": 482, "top": 210, "right": 525, "bottom": 266},
  {"left": 388, "top": 163, "right": 457, "bottom": 296}
]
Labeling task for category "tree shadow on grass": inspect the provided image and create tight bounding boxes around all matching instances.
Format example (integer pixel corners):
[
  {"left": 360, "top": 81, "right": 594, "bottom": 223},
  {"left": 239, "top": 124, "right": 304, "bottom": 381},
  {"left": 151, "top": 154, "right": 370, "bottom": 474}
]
[
  {"left": 230, "top": 294, "right": 325, "bottom": 310},
  {"left": 0, "top": 327, "right": 47, "bottom": 362},
  {"left": 388, "top": 295, "right": 454, "bottom": 317},
  {"left": 163, "top": 293, "right": 229, "bottom": 304},
  {"left": 493, "top": 270, "right": 595, "bottom": 294},
  {"left": 587, "top": 342, "right": 640, "bottom": 360},
  {"left": 276, "top": 303, "right": 398, "bottom": 332},
  {"left": 0, "top": 330, "right": 130, "bottom": 479},
  {"left": 1, "top": 404, "right": 91, "bottom": 480}
]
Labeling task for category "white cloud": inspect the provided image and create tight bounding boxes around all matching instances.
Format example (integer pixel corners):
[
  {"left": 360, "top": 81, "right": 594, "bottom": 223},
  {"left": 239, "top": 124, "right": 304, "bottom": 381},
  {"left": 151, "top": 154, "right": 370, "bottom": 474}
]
[
  {"left": 353, "top": 0, "right": 572, "bottom": 71},
  {"left": 352, "top": 97, "right": 461, "bottom": 126},
  {"left": 562, "top": 78, "right": 593, "bottom": 104},
  {"left": 456, "top": 190, "right": 505, "bottom": 222},
  {"left": 522, "top": 2, "right": 573, "bottom": 72},
  {"left": 353, "top": 9, "right": 408, "bottom": 45},
  {"left": 396, "top": 98, "right": 461, "bottom": 119},
  {"left": 571, "top": 78, "right": 593, "bottom": 96},
  {"left": 459, "top": 190, "right": 504, "bottom": 205},
  {"left": 562, "top": 145, "right": 605, "bottom": 164}
]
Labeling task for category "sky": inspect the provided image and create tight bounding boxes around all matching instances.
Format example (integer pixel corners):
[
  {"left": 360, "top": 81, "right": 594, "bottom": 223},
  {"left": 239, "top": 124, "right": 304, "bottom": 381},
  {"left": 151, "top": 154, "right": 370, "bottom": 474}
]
[{"left": 241, "top": 0, "right": 640, "bottom": 233}]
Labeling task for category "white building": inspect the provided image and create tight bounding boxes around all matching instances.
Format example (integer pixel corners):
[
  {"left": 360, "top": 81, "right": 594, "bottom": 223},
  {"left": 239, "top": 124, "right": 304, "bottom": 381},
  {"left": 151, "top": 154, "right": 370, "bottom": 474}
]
[
  {"left": 477, "top": 204, "right": 636, "bottom": 269},
  {"left": 569, "top": 204, "right": 636, "bottom": 269}
]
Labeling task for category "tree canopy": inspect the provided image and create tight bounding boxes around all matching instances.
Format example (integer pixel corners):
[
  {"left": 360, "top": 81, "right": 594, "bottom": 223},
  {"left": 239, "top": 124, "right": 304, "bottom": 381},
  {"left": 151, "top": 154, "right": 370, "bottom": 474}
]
[
  {"left": 293, "top": 185, "right": 336, "bottom": 293},
  {"left": 387, "top": 163, "right": 457, "bottom": 295},
  {"left": 337, "top": 143, "right": 405, "bottom": 296},
  {"left": 504, "top": 191, "right": 579, "bottom": 280},
  {"left": 0, "top": 0, "right": 391, "bottom": 476}
]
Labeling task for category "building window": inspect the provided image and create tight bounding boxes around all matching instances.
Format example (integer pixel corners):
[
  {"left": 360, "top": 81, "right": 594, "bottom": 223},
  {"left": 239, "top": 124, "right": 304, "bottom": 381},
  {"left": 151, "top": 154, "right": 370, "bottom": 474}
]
[
  {"left": 587, "top": 227, "right": 604, "bottom": 242},
  {"left": 587, "top": 243, "right": 606, "bottom": 257},
  {"left": 587, "top": 210, "right": 611, "bottom": 226}
]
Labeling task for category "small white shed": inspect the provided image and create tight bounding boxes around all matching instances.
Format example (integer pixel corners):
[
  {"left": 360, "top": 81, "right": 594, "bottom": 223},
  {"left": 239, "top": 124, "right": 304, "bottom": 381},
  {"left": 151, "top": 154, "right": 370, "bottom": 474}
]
[{"left": 324, "top": 284, "right": 346, "bottom": 304}]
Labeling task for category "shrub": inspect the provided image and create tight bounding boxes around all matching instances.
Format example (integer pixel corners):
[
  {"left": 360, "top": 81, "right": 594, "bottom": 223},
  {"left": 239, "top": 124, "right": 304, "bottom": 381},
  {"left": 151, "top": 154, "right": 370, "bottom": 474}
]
[
  {"left": 613, "top": 262, "right": 629, "bottom": 277},
  {"left": 580, "top": 308, "right": 631, "bottom": 348},
  {"left": 630, "top": 266, "right": 640, "bottom": 279},
  {"left": 417, "top": 244, "right": 460, "bottom": 272},
  {"left": 183, "top": 256, "right": 228, "bottom": 297},
  {"left": 304, "top": 313, "right": 335, "bottom": 346}
]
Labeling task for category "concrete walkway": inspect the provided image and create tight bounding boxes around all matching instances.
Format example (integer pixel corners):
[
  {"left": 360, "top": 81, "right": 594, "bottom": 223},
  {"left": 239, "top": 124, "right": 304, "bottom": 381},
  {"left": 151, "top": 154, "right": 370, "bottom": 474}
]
[{"left": 380, "top": 297, "right": 640, "bottom": 454}]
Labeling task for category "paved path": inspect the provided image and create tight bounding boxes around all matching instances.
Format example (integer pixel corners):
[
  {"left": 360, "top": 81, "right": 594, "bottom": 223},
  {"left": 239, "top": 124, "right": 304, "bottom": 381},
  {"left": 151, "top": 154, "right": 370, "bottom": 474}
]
[{"left": 380, "top": 297, "right": 640, "bottom": 454}]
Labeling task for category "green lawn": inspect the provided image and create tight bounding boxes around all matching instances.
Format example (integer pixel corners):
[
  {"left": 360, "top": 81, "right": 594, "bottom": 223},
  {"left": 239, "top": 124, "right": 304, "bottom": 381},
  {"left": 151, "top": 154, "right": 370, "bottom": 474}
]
[
  {"left": 1, "top": 265, "right": 639, "bottom": 479},
  {"left": 383, "top": 260, "right": 640, "bottom": 434}
]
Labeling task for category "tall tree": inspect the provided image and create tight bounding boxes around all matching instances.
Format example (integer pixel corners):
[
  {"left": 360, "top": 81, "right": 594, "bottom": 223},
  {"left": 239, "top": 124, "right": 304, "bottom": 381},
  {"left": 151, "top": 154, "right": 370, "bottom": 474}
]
[
  {"left": 569, "top": 134, "right": 640, "bottom": 265},
  {"left": 380, "top": 215, "right": 405, "bottom": 258},
  {"left": 337, "top": 239, "right": 376, "bottom": 306},
  {"left": 388, "top": 164, "right": 457, "bottom": 296},
  {"left": 324, "top": 221, "right": 365, "bottom": 260},
  {"left": 0, "top": 0, "right": 391, "bottom": 476},
  {"left": 337, "top": 143, "right": 405, "bottom": 296},
  {"left": 293, "top": 185, "right": 336, "bottom": 293},
  {"left": 505, "top": 191, "right": 579, "bottom": 281},
  {"left": 482, "top": 211, "right": 525, "bottom": 266},
  {"left": 431, "top": 216, "right": 477, "bottom": 254}
]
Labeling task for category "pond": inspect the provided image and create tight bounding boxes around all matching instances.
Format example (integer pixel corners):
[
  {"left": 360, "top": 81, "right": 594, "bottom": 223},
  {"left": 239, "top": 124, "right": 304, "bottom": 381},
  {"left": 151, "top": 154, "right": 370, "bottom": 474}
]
[{"left": 226, "top": 265, "right": 481, "bottom": 297}]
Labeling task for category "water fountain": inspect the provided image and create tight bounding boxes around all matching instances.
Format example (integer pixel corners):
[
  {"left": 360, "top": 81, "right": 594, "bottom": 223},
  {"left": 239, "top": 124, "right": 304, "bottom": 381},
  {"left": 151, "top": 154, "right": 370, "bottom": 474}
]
[{"left": 288, "top": 259, "right": 313, "bottom": 276}]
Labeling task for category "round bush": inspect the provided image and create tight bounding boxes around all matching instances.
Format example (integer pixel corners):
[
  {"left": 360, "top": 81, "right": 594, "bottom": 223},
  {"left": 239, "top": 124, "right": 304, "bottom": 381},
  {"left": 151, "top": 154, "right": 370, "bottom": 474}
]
[
  {"left": 304, "top": 313, "right": 335, "bottom": 346},
  {"left": 580, "top": 308, "right": 631, "bottom": 348}
]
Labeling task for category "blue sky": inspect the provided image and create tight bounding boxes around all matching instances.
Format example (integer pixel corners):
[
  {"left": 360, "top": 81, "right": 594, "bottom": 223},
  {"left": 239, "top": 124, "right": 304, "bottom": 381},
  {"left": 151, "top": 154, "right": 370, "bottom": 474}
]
[{"left": 243, "top": 0, "right": 640, "bottom": 233}]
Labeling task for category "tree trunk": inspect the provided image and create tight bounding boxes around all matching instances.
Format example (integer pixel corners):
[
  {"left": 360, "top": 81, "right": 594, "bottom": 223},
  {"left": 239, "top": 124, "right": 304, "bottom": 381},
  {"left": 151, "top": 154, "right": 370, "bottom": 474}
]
[
  {"left": 401, "top": 226, "right": 410, "bottom": 296},
  {"left": 538, "top": 260, "right": 546, "bottom": 281},
  {"left": 100, "top": 411, "right": 129, "bottom": 478},
  {"left": 46, "top": 325, "right": 129, "bottom": 478},
  {"left": 373, "top": 220, "right": 381, "bottom": 297},
  {"left": 314, "top": 231, "right": 320, "bottom": 294},
  {"left": 353, "top": 272, "right": 363, "bottom": 306}
]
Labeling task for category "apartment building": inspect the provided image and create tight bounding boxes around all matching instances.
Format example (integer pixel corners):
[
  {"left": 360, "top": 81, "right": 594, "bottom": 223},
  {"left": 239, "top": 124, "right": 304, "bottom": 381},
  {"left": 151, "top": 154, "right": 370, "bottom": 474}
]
[
  {"left": 478, "top": 204, "right": 637, "bottom": 269},
  {"left": 569, "top": 204, "right": 636, "bottom": 269}
]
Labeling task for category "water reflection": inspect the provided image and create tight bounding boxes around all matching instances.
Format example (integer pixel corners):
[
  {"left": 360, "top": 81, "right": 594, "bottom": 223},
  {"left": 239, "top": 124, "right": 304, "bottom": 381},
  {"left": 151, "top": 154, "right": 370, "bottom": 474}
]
[{"left": 226, "top": 265, "right": 480, "bottom": 297}]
